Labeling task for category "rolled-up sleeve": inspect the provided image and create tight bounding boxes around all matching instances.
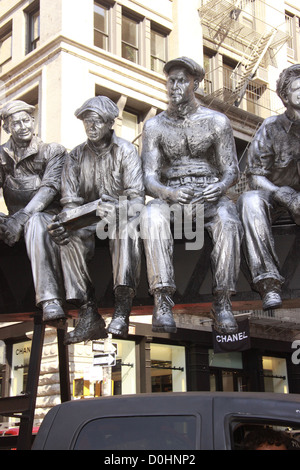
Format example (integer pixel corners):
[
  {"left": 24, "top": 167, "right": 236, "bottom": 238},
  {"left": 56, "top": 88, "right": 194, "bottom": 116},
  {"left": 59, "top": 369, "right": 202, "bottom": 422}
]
[
  {"left": 247, "top": 121, "right": 275, "bottom": 177},
  {"left": 60, "top": 145, "right": 85, "bottom": 206}
]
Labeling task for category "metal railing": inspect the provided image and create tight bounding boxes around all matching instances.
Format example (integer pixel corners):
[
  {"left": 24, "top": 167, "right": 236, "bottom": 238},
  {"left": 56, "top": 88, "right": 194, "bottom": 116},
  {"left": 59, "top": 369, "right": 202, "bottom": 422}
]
[{"left": 202, "top": 66, "right": 285, "bottom": 118}]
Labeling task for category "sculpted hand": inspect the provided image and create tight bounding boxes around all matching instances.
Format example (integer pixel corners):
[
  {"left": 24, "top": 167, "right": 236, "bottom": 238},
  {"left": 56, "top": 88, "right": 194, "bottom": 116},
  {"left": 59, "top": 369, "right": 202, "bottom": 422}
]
[
  {"left": 273, "top": 186, "right": 300, "bottom": 224},
  {"left": 97, "top": 201, "right": 117, "bottom": 220},
  {"left": 97, "top": 194, "right": 118, "bottom": 220},
  {"left": 203, "top": 182, "right": 226, "bottom": 203},
  {"left": 169, "top": 186, "right": 194, "bottom": 204},
  {"left": 48, "top": 216, "right": 70, "bottom": 245},
  {"left": 2, "top": 210, "right": 30, "bottom": 246}
]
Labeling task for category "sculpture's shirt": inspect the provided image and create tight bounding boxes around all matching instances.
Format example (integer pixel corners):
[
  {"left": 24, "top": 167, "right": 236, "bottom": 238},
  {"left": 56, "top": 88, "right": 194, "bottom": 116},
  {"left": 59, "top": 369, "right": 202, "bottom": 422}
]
[
  {"left": 0, "top": 136, "right": 65, "bottom": 214},
  {"left": 142, "top": 105, "right": 239, "bottom": 184},
  {"left": 247, "top": 112, "right": 300, "bottom": 190},
  {"left": 61, "top": 131, "right": 144, "bottom": 206}
]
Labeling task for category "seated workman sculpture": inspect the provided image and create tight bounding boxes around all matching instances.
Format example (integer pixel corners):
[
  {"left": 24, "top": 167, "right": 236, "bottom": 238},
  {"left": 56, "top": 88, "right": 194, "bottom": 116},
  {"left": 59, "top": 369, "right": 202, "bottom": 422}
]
[
  {"left": 48, "top": 96, "right": 144, "bottom": 344},
  {"left": 140, "top": 57, "right": 243, "bottom": 334},
  {"left": 0, "top": 100, "right": 67, "bottom": 323},
  {"left": 237, "top": 64, "right": 300, "bottom": 311}
]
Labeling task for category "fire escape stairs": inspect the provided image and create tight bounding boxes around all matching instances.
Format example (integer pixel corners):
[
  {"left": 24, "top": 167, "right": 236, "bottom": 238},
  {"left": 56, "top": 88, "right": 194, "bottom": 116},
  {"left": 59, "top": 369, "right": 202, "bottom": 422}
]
[
  {"left": 199, "top": 0, "right": 291, "bottom": 108},
  {"left": 231, "top": 28, "right": 279, "bottom": 106}
]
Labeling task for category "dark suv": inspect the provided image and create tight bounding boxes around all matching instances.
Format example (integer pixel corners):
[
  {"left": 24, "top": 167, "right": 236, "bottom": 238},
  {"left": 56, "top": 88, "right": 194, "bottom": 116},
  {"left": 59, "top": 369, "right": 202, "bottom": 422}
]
[{"left": 32, "top": 392, "right": 300, "bottom": 450}]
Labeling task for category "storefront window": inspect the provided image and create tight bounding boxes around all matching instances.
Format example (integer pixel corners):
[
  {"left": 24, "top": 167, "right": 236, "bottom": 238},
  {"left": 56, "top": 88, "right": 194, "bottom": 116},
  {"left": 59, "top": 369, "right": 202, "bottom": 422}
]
[
  {"left": 111, "top": 339, "right": 136, "bottom": 395},
  {"left": 209, "top": 350, "right": 245, "bottom": 392},
  {"left": 150, "top": 344, "right": 186, "bottom": 393},
  {"left": 262, "top": 356, "right": 289, "bottom": 394},
  {"left": 10, "top": 341, "right": 31, "bottom": 396},
  {"left": 0, "top": 341, "right": 5, "bottom": 397}
]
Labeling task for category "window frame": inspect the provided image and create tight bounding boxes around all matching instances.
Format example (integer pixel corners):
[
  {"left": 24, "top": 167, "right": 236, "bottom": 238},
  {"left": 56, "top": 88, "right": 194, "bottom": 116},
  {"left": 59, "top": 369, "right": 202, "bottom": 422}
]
[
  {"left": 94, "top": 0, "right": 111, "bottom": 51},
  {"left": 0, "top": 22, "right": 13, "bottom": 66},
  {"left": 26, "top": 2, "right": 40, "bottom": 54},
  {"left": 121, "top": 10, "right": 141, "bottom": 64},
  {"left": 150, "top": 23, "right": 169, "bottom": 74}
]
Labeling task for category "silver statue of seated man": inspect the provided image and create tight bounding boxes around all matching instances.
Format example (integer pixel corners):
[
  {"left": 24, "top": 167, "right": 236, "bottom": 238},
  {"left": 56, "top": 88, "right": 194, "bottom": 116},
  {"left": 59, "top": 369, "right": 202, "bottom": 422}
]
[
  {"left": 0, "top": 100, "right": 66, "bottom": 323},
  {"left": 140, "top": 57, "right": 243, "bottom": 334},
  {"left": 237, "top": 64, "right": 300, "bottom": 310},
  {"left": 48, "top": 96, "right": 144, "bottom": 343}
]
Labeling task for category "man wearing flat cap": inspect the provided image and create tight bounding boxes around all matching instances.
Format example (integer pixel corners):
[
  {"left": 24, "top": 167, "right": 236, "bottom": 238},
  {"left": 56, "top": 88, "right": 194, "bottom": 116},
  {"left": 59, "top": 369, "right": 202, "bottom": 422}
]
[
  {"left": 0, "top": 100, "right": 66, "bottom": 322},
  {"left": 140, "top": 57, "right": 243, "bottom": 334},
  {"left": 237, "top": 64, "right": 300, "bottom": 311},
  {"left": 49, "top": 96, "right": 144, "bottom": 343}
]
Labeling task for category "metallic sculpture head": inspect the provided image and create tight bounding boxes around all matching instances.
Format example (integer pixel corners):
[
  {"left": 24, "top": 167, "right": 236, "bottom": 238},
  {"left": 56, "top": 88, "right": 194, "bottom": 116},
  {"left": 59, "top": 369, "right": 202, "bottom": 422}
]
[
  {"left": 163, "top": 57, "right": 205, "bottom": 83},
  {"left": 0, "top": 100, "right": 35, "bottom": 145},
  {"left": 163, "top": 57, "right": 205, "bottom": 110},
  {"left": 75, "top": 96, "right": 119, "bottom": 146},
  {"left": 75, "top": 96, "right": 119, "bottom": 122},
  {"left": 276, "top": 64, "right": 300, "bottom": 108}
]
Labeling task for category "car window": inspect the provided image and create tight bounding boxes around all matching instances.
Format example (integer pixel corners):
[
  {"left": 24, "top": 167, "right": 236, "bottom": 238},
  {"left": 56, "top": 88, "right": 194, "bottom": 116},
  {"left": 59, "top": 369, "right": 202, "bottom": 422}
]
[
  {"left": 231, "top": 421, "right": 300, "bottom": 450},
  {"left": 73, "top": 415, "right": 197, "bottom": 450}
]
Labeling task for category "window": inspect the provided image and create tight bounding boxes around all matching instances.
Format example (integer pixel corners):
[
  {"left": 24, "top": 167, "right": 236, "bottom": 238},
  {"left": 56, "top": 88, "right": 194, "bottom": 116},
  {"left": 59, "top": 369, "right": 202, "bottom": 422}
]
[
  {"left": 10, "top": 341, "right": 31, "bottom": 397},
  {"left": 285, "top": 12, "right": 300, "bottom": 60},
  {"left": 150, "top": 344, "right": 186, "bottom": 393},
  {"left": 122, "top": 13, "right": 139, "bottom": 63},
  {"left": 94, "top": 1, "right": 110, "bottom": 50},
  {"left": 209, "top": 350, "right": 246, "bottom": 392},
  {"left": 151, "top": 26, "right": 168, "bottom": 74},
  {"left": 121, "top": 110, "right": 139, "bottom": 147},
  {"left": 111, "top": 339, "right": 136, "bottom": 395},
  {"left": 27, "top": 7, "right": 40, "bottom": 53},
  {"left": 203, "top": 53, "right": 213, "bottom": 94},
  {"left": 262, "top": 356, "right": 289, "bottom": 394},
  {"left": 0, "top": 341, "right": 5, "bottom": 397},
  {"left": 232, "top": 421, "right": 300, "bottom": 450},
  {"left": 245, "top": 82, "right": 266, "bottom": 115},
  {"left": 0, "top": 23, "right": 12, "bottom": 66},
  {"left": 74, "top": 415, "right": 197, "bottom": 450}
]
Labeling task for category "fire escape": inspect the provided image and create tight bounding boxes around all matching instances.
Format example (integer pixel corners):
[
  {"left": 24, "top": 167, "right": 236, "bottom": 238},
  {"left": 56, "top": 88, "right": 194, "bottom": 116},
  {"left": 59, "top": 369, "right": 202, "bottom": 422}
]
[{"left": 199, "top": 0, "right": 290, "bottom": 110}]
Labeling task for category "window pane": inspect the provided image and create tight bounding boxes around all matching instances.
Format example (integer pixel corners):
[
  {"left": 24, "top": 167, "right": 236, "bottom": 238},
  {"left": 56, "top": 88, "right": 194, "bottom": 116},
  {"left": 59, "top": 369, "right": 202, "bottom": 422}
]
[
  {"left": 122, "top": 42, "right": 138, "bottom": 63},
  {"left": 94, "top": 3, "right": 109, "bottom": 50},
  {"left": 122, "top": 15, "right": 139, "bottom": 63},
  {"left": 94, "top": 30, "right": 108, "bottom": 49},
  {"left": 94, "top": 4, "right": 107, "bottom": 32},
  {"left": 122, "top": 16, "right": 138, "bottom": 47},
  {"left": 28, "top": 10, "right": 40, "bottom": 52},
  {"left": 262, "top": 356, "right": 289, "bottom": 394},
  {"left": 121, "top": 111, "right": 138, "bottom": 143},
  {"left": 151, "top": 29, "right": 167, "bottom": 73},
  {"left": 74, "top": 415, "right": 197, "bottom": 450},
  {"left": 0, "top": 33, "right": 12, "bottom": 65},
  {"left": 151, "top": 344, "right": 186, "bottom": 392}
]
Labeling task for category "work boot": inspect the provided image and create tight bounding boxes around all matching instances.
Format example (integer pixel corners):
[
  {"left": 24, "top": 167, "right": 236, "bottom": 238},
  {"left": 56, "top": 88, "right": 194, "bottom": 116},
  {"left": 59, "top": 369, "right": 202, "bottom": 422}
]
[
  {"left": 107, "top": 286, "right": 134, "bottom": 338},
  {"left": 42, "top": 299, "right": 65, "bottom": 323},
  {"left": 64, "top": 301, "right": 107, "bottom": 344},
  {"left": 211, "top": 292, "right": 238, "bottom": 334},
  {"left": 152, "top": 289, "right": 177, "bottom": 333},
  {"left": 256, "top": 278, "right": 282, "bottom": 310}
]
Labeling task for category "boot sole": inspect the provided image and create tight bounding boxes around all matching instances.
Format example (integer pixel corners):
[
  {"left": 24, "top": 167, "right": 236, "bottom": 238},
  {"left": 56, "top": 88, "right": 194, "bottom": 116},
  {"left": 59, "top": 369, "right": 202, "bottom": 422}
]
[
  {"left": 211, "top": 309, "right": 238, "bottom": 334},
  {"left": 107, "top": 326, "right": 128, "bottom": 338}
]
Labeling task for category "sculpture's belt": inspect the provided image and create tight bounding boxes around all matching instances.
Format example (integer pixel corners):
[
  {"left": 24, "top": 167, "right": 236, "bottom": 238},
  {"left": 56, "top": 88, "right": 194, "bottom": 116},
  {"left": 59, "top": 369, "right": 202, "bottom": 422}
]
[{"left": 167, "top": 175, "right": 219, "bottom": 186}]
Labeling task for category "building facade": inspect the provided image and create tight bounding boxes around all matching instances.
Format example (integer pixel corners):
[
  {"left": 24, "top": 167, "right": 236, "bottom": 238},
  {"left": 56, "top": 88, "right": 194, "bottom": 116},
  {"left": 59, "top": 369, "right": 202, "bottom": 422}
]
[{"left": 1, "top": 0, "right": 300, "bottom": 426}]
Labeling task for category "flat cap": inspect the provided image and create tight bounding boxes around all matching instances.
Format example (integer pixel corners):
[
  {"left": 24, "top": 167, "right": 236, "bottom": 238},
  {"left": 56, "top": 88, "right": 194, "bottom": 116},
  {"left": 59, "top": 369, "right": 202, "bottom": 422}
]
[
  {"left": 75, "top": 96, "right": 119, "bottom": 121},
  {"left": 0, "top": 100, "right": 35, "bottom": 121},
  {"left": 163, "top": 57, "right": 205, "bottom": 82},
  {"left": 276, "top": 64, "right": 300, "bottom": 99}
]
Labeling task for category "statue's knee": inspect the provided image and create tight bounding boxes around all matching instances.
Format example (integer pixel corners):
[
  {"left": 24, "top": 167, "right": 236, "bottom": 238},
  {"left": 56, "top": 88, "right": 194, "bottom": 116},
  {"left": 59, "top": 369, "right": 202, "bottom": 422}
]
[{"left": 237, "top": 191, "right": 265, "bottom": 217}]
